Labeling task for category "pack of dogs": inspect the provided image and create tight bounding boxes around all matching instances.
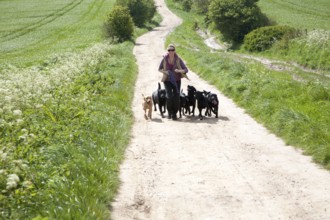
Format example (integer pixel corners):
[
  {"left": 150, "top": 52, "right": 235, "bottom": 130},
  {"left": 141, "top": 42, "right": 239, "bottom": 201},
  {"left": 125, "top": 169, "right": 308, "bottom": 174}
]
[{"left": 143, "top": 84, "right": 219, "bottom": 120}]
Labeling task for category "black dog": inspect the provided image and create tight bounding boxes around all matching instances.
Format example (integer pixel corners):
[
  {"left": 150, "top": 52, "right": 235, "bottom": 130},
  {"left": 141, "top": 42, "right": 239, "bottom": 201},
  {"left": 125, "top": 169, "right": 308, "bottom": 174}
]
[
  {"left": 179, "top": 89, "right": 189, "bottom": 118},
  {"left": 152, "top": 82, "right": 167, "bottom": 117},
  {"left": 206, "top": 92, "right": 219, "bottom": 118},
  {"left": 195, "top": 90, "right": 209, "bottom": 120},
  {"left": 186, "top": 85, "right": 196, "bottom": 116}
]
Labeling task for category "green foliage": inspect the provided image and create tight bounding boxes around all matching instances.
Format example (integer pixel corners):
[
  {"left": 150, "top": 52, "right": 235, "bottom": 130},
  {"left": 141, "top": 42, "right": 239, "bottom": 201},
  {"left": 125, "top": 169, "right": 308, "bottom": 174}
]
[
  {"left": 193, "top": 0, "right": 210, "bottom": 14},
  {"left": 208, "top": 0, "right": 270, "bottom": 42},
  {"left": 244, "top": 25, "right": 299, "bottom": 51},
  {"left": 116, "top": 0, "right": 156, "bottom": 27},
  {"left": 104, "top": 5, "right": 134, "bottom": 42},
  {"left": 182, "top": 0, "right": 193, "bottom": 11}
]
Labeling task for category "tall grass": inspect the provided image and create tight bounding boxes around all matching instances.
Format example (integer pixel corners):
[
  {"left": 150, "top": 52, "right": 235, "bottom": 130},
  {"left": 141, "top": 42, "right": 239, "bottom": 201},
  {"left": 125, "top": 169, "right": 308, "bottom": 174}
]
[
  {"left": 166, "top": 0, "right": 330, "bottom": 169},
  {"left": 273, "top": 30, "right": 330, "bottom": 71},
  {"left": 0, "top": 42, "right": 137, "bottom": 219}
]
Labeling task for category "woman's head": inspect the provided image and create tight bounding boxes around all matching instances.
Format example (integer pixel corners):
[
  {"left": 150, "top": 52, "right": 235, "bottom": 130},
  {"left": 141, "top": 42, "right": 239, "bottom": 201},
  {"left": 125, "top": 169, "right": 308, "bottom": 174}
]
[{"left": 167, "top": 44, "right": 176, "bottom": 53}]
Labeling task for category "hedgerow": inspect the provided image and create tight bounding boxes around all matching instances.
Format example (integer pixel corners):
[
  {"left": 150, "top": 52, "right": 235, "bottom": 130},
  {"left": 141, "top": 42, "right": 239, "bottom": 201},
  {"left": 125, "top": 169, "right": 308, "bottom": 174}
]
[{"left": 244, "top": 25, "right": 299, "bottom": 51}]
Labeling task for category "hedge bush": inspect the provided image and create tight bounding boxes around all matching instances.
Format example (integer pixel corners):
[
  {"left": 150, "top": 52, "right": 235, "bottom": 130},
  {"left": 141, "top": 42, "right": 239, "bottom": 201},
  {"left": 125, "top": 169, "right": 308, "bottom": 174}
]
[
  {"left": 104, "top": 6, "right": 134, "bottom": 42},
  {"left": 244, "top": 25, "right": 298, "bottom": 52},
  {"left": 117, "top": 0, "right": 156, "bottom": 27}
]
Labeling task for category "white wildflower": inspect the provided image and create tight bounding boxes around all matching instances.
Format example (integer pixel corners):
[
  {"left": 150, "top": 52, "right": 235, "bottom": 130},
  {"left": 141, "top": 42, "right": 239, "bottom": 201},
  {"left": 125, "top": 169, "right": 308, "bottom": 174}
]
[
  {"left": 21, "top": 163, "right": 29, "bottom": 170},
  {"left": 35, "top": 104, "right": 43, "bottom": 109},
  {"left": 0, "top": 151, "right": 7, "bottom": 161},
  {"left": 13, "top": 160, "right": 28, "bottom": 170},
  {"left": 6, "top": 174, "right": 20, "bottom": 190},
  {"left": 16, "top": 119, "right": 24, "bottom": 125},
  {"left": 6, "top": 181, "right": 17, "bottom": 190},
  {"left": 19, "top": 134, "right": 28, "bottom": 141},
  {"left": 22, "top": 180, "right": 32, "bottom": 188},
  {"left": 4, "top": 96, "right": 11, "bottom": 102},
  {"left": 0, "top": 42, "right": 111, "bottom": 118},
  {"left": 13, "top": 160, "right": 23, "bottom": 166}
]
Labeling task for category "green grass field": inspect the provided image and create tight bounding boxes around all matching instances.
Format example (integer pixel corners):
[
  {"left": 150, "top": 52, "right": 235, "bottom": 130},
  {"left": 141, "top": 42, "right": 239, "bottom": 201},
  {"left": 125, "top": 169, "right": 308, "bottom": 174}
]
[
  {"left": 258, "top": 0, "right": 330, "bottom": 30},
  {"left": 0, "top": 0, "right": 115, "bottom": 66}
]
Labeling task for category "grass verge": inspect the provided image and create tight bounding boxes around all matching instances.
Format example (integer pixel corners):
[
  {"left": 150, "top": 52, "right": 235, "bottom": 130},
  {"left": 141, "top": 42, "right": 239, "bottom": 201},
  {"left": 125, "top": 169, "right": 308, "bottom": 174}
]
[
  {"left": 1, "top": 42, "right": 136, "bottom": 219},
  {"left": 165, "top": 0, "right": 330, "bottom": 169}
]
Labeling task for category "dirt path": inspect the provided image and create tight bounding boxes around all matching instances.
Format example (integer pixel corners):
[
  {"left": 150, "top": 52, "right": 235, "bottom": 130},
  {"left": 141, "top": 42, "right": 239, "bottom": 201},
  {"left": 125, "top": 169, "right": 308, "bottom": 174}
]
[{"left": 110, "top": 0, "right": 330, "bottom": 219}]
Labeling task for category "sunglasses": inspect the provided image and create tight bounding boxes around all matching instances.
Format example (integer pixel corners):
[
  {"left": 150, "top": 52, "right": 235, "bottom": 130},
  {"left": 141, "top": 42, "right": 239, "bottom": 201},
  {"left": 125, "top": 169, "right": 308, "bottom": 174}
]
[{"left": 168, "top": 49, "right": 175, "bottom": 52}]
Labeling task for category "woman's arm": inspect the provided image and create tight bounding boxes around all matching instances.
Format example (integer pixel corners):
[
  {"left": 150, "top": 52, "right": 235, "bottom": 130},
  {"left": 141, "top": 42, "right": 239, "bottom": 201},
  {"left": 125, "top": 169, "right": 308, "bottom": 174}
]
[
  {"left": 175, "top": 58, "right": 188, "bottom": 74},
  {"left": 158, "top": 58, "right": 167, "bottom": 73}
]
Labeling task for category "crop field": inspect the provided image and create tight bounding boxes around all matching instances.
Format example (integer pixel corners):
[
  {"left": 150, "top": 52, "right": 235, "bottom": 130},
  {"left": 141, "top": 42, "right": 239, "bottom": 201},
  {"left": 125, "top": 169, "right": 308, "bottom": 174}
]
[
  {"left": 258, "top": 0, "right": 330, "bottom": 30},
  {"left": 0, "top": 0, "right": 115, "bottom": 66}
]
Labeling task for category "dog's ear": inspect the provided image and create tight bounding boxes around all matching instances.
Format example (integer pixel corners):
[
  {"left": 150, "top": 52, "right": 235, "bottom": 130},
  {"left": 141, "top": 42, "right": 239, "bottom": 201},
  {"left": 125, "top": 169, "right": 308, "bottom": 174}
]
[{"left": 142, "top": 94, "right": 147, "bottom": 101}]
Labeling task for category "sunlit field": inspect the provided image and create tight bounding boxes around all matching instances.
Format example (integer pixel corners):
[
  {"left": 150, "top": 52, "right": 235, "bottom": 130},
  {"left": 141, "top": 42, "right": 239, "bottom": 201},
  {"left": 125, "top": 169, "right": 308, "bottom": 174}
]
[
  {"left": 0, "top": 0, "right": 115, "bottom": 66},
  {"left": 0, "top": 0, "right": 328, "bottom": 218},
  {"left": 258, "top": 0, "right": 330, "bottom": 30}
]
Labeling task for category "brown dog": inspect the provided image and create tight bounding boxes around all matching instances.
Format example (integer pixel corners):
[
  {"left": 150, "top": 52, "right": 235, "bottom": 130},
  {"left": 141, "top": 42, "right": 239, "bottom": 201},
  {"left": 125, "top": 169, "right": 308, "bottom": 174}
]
[{"left": 142, "top": 94, "right": 153, "bottom": 120}]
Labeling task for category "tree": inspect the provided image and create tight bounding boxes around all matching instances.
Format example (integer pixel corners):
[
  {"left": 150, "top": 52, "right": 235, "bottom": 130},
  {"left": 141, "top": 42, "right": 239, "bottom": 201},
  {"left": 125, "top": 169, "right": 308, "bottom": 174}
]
[
  {"left": 116, "top": 0, "right": 156, "bottom": 27},
  {"left": 193, "top": 0, "right": 210, "bottom": 14},
  {"left": 104, "top": 5, "right": 134, "bottom": 42},
  {"left": 208, "top": 0, "right": 269, "bottom": 42}
]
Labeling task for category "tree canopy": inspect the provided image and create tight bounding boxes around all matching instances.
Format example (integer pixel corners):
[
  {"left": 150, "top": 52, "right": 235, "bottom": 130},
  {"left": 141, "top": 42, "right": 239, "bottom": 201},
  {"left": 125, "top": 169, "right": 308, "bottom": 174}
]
[{"left": 208, "top": 0, "right": 269, "bottom": 42}]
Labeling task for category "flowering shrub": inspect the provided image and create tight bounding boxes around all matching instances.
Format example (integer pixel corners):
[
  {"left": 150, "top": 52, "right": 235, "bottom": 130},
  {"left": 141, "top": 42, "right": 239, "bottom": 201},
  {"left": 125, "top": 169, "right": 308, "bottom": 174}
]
[
  {"left": 302, "top": 30, "right": 330, "bottom": 47},
  {"left": 288, "top": 30, "right": 330, "bottom": 70}
]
